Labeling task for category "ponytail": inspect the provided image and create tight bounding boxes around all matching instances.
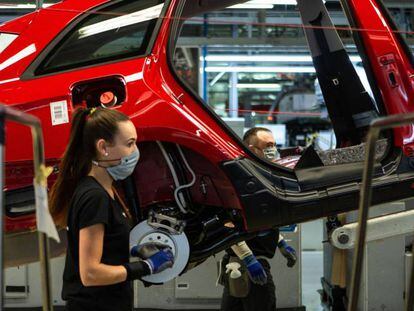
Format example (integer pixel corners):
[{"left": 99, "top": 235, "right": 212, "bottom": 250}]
[{"left": 49, "top": 107, "right": 129, "bottom": 227}]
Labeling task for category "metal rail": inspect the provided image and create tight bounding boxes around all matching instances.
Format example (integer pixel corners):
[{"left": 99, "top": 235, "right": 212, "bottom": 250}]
[
  {"left": 348, "top": 111, "right": 414, "bottom": 311},
  {"left": 0, "top": 105, "right": 53, "bottom": 311},
  {"left": 36, "top": 0, "right": 44, "bottom": 10}
]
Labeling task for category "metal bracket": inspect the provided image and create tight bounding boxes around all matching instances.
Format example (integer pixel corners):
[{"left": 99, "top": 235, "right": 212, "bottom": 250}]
[
  {"left": 331, "top": 204, "right": 414, "bottom": 250},
  {"left": 147, "top": 211, "right": 186, "bottom": 235}
]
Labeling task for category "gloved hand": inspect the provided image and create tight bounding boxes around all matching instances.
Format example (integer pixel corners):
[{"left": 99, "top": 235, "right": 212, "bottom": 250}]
[
  {"left": 242, "top": 254, "right": 267, "bottom": 285},
  {"left": 131, "top": 242, "right": 174, "bottom": 274},
  {"left": 131, "top": 242, "right": 170, "bottom": 258},
  {"left": 278, "top": 239, "right": 297, "bottom": 268}
]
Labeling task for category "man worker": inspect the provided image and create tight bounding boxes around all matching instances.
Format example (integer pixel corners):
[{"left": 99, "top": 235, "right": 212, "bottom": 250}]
[{"left": 220, "top": 127, "right": 297, "bottom": 311}]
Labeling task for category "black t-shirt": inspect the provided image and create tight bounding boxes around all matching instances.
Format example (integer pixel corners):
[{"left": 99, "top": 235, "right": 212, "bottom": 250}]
[
  {"left": 62, "top": 176, "right": 132, "bottom": 311},
  {"left": 227, "top": 228, "right": 280, "bottom": 259}
]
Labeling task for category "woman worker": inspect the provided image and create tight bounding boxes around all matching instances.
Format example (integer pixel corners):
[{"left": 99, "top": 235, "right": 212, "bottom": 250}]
[{"left": 50, "top": 107, "right": 173, "bottom": 310}]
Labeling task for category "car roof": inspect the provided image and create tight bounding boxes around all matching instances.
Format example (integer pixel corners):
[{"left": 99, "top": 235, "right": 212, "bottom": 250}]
[
  {"left": 0, "top": 0, "right": 108, "bottom": 80},
  {"left": 0, "top": 13, "right": 37, "bottom": 34}
]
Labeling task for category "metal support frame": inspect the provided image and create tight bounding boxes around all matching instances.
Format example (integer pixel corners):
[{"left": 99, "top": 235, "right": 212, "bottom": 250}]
[
  {"left": 229, "top": 71, "right": 238, "bottom": 118},
  {"left": 0, "top": 105, "right": 53, "bottom": 311},
  {"left": 331, "top": 207, "right": 414, "bottom": 250},
  {"left": 228, "top": 21, "right": 239, "bottom": 119},
  {"left": 200, "top": 14, "right": 209, "bottom": 103},
  {"left": 209, "top": 71, "right": 226, "bottom": 87},
  {"left": 348, "top": 111, "right": 414, "bottom": 311},
  {"left": 36, "top": 0, "right": 44, "bottom": 10},
  {"left": 199, "top": 46, "right": 208, "bottom": 102}
]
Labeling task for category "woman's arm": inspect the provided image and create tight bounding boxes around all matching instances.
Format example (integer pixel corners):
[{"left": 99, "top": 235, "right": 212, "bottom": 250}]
[{"left": 79, "top": 224, "right": 128, "bottom": 286}]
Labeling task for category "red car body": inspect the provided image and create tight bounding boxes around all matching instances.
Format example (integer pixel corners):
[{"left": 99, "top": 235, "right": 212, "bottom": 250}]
[{"left": 1, "top": 0, "right": 414, "bottom": 266}]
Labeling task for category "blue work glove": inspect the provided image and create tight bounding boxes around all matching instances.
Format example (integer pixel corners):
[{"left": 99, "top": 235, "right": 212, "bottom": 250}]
[
  {"left": 278, "top": 239, "right": 297, "bottom": 268},
  {"left": 131, "top": 242, "right": 174, "bottom": 274},
  {"left": 145, "top": 248, "right": 174, "bottom": 274},
  {"left": 242, "top": 254, "right": 267, "bottom": 285}
]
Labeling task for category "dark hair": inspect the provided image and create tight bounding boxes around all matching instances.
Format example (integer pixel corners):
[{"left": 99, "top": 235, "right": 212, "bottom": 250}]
[
  {"left": 243, "top": 127, "right": 272, "bottom": 145},
  {"left": 49, "top": 107, "right": 130, "bottom": 227}
]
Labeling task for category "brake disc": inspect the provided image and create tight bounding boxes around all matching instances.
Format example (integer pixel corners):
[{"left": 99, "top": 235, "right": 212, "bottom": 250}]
[{"left": 129, "top": 221, "right": 190, "bottom": 283}]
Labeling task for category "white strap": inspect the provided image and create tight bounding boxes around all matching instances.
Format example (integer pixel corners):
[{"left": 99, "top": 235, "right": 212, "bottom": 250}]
[{"left": 230, "top": 241, "right": 253, "bottom": 259}]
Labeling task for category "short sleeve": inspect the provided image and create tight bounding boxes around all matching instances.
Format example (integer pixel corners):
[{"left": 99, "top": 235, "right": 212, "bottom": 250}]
[{"left": 77, "top": 189, "right": 110, "bottom": 229}]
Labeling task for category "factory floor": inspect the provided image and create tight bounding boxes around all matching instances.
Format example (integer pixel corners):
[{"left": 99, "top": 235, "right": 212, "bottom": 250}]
[
  {"left": 302, "top": 251, "right": 324, "bottom": 311},
  {"left": 5, "top": 251, "right": 325, "bottom": 311}
]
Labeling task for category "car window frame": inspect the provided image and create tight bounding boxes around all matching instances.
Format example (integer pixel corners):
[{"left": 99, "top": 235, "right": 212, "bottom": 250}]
[
  {"left": 166, "top": 0, "right": 397, "bottom": 176},
  {"left": 21, "top": 0, "right": 171, "bottom": 80},
  {"left": 376, "top": 0, "right": 414, "bottom": 68}
]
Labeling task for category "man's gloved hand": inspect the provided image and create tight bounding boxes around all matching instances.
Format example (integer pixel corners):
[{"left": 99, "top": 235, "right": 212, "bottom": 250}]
[
  {"left": 278, "top": 239, "right": 297, "bottom": 268},
  {"left": 131, "top": 242, "right": 175, "bottom": 274},
  {"left": 242, "top": 254, "right": 267, "bottom": 285}
]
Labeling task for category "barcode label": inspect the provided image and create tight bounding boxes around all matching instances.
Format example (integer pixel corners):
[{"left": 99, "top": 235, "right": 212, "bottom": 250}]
[{"left": 50, "top": 100, "right": 69, "bottom": 126}]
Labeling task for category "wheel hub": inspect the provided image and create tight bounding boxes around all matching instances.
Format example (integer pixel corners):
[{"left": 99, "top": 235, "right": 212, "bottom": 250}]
[{"left": 129, "top": 221, "right": 190, "bottom": 283}]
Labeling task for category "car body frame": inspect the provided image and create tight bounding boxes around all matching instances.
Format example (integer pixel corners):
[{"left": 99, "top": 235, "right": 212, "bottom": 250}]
[{"left": 1, "top": 0, "right": 414, "bottom": 268}]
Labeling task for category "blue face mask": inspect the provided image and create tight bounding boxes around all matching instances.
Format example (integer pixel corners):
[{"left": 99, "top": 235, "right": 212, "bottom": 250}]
[{"left": 105, "top": 148, "right": 140, "bottom": 181}]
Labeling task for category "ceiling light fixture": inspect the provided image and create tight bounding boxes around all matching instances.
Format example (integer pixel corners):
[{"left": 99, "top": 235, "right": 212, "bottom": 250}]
[
  {"left": 228, "top": 0, "right": 326, "bottom": 9},
  {"left": 228, "top": 4, "right": 274, "bottom": 9},
  {"left": 204, "top": 54, "right": 362, "bottom": 63},
  {"left": 0, "top": 3, "right": 54, "bottom": 9},
  {"left": 236, "top": 83, "right": 282, "bottom": 90},
  {"left": 206, "top": 66, "right": 316, "bottom": 73}
]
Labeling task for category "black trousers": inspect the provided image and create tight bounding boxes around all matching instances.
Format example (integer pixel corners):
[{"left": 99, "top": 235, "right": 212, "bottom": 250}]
[{"left": 220, "top": 259, "right": 276, "bottom": 311}]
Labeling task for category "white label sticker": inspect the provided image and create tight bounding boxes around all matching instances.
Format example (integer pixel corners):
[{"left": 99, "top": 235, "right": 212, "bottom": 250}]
[{"left": 50, "top": 100, "right": 69, "bottom": 126}]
